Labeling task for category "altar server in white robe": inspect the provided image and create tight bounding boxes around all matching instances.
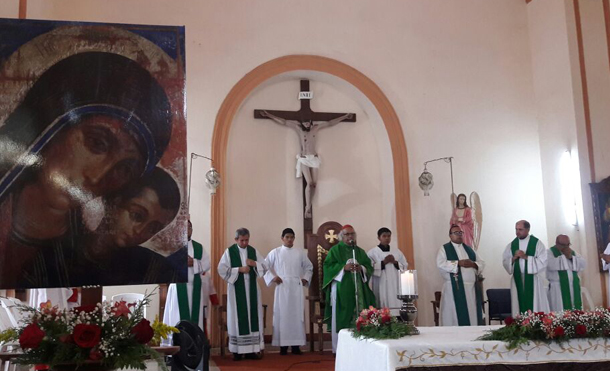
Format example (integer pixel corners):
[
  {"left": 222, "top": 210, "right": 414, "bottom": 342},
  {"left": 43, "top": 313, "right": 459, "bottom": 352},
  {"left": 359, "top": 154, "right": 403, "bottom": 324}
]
[
  {"left": 547, "top": 234, "right": 586, "bottom": 312},
  {"left": 367, "top": 227, "right": 408, "bottom": 315},
  {"left": 218, "top": 228, "right": 266, "bottom": 361},
  {"left": 164, "top": 220, "right": 211, "bottom": 339},
  {"left": 437, "top": 225, "right": 485, "bottom": 326},
  {"left": 502, "top": 220, "right": 550, "bottom": 316},
  {"left": 264, "top": 228, "right": 313, "bottom": 355}
]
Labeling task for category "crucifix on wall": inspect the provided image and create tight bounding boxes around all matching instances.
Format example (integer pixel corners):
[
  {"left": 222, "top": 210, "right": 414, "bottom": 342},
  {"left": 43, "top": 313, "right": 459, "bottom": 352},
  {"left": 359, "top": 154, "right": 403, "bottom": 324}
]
[{"left": 254, "top": 80, "right": 356, "bottom": 230}]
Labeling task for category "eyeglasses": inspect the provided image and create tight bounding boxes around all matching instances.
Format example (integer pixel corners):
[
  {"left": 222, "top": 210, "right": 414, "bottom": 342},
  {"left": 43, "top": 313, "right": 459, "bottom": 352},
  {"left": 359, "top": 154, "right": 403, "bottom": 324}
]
[
  {"left": 558, "top": 243, "right": 572, "bottom": 247},
  {"left": 450, "top": 231, "right": 464, "bottom": 236}
]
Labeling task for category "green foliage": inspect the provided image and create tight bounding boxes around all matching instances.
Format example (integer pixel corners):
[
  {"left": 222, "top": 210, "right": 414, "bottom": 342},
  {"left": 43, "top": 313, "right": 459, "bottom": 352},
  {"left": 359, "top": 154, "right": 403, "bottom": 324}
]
[
  {"left": 0, "top": 328, "right": 18, "bottom": 343},
  {"left": 478, "top": 324, "right": 537, "bottom": 349},
  {"left": 352, "top": 320, "right": 417, "bottom": 340}
]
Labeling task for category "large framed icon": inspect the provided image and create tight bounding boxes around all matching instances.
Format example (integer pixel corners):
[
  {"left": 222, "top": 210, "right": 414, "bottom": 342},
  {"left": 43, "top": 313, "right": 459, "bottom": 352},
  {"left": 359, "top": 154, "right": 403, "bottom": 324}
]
[{"left": 0, "top": 18, "right": 187, "bottom": 288}]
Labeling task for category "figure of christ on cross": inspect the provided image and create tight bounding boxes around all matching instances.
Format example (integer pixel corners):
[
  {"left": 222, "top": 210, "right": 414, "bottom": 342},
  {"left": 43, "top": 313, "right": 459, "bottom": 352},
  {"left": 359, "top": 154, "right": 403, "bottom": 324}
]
[{"left": 260, "top": 110, "right": 353, "bottom": 218}]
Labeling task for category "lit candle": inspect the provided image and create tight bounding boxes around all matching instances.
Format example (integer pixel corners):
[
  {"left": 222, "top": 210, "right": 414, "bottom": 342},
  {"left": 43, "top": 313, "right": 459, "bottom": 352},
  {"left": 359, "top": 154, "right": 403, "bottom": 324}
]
[{"left": 400, "top": 270, "right": 417, "bottom": 296}]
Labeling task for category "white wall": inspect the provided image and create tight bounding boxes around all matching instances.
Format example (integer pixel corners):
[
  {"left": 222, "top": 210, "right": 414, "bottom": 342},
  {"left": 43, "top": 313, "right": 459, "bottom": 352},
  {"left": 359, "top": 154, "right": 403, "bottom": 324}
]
[
  {"left": 3, "top": 0, "right": 552, "bottom": 327},
  {"left": 579, "top": 0, "right": 610, "bottom": 303},
  {"left": 0, "top": 2, "right": 18, "bottom": 18},
  {"left": 527, "top": 0, "right": 591, "bottom": 298},
  {"left": 527, "top": 0, "right": 610, "bottom": 308}
]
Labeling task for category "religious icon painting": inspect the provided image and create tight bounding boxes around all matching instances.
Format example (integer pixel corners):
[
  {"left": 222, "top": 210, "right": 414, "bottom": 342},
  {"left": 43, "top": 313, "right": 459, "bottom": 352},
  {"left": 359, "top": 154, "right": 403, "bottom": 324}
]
[
  {"left": 0, "top": 18, "right": 188, "bottom": 289},
  {"left": 591, "top": 176, "right": 610, "bottom": 272}
]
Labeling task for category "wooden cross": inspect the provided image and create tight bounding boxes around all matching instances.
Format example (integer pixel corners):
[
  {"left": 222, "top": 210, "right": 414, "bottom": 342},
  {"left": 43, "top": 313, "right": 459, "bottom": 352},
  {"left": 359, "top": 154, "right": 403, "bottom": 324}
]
[
  {"left": 254, "top": 79, "right": 356, "bottom": 235},
  {"left": 254, "top": 80, "right": 357, "bottom": 124}
]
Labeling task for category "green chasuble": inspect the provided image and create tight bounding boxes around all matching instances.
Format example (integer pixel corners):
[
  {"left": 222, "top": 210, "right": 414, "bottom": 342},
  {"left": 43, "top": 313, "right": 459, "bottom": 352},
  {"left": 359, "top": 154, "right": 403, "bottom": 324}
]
[
  {"left": 323, "top": 241, "right": 376, "bottom": 332},
  {"left": 511, "top": 235, "right": 539, "bottom": 313},
  {"left": 443, "top": 243, "right": 484, "bottom": 326},
  {"left": 176, "top": 240, "right": 203, "bottom": 324},
  {"left": 550, "top": 246, "right": 582, "bottom": 310},
  {"left": 228, "top": 244, "right": 259, "bottom": 335}
]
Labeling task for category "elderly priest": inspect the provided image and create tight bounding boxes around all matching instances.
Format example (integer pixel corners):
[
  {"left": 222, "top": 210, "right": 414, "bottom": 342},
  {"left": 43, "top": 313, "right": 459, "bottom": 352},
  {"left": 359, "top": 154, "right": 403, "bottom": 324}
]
[
  {"left": 547, "top": 234, "right": 586, "bottom": 312},
  {"left": 323, "top": 224, "right": 376, "bottom": 353}
]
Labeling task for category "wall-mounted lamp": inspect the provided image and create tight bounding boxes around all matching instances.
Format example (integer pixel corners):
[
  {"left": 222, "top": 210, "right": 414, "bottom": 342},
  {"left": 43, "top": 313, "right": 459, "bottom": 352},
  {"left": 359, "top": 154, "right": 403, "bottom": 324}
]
[
  {"left": 419, "top": 157, "right": 454, "bottom": 196},
  {"left": 188, "top": 153, "right": 220, "bottom": 209}
]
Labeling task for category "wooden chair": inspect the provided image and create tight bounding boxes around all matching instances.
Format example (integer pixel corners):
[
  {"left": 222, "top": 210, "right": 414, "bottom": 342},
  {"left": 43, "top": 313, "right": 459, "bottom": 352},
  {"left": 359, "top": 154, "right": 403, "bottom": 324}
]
[
  {"left": 431, "top": 291, "right": 441, "bottom": 326},
  {"left": 306, "top": 221, "right": 342, "bottom": 352},
  {"left": 217, "top": 294, "right": 268, "bottom": 356}
]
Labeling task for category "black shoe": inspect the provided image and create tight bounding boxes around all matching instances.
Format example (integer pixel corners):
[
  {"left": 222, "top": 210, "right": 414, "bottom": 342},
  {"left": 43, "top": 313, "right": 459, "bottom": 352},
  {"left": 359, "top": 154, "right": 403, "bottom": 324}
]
[
  {"left": 233, "top": 353, "right": 243, "bottom": 361},
  {"left": 244, "top": 352, "right": 258, "bottom": 360},
  {"left": 280, "top": 347, "right": 288, "bottom": 355},
  {"left": 291, "top": 346, "right": 302, "bottom": 355}
]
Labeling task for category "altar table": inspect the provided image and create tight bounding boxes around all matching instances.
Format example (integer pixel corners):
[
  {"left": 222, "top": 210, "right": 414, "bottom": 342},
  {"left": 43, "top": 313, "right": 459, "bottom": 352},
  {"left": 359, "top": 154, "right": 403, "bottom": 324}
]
[{"left": 335, "top": 326, "right": 610, "bottom": 370}]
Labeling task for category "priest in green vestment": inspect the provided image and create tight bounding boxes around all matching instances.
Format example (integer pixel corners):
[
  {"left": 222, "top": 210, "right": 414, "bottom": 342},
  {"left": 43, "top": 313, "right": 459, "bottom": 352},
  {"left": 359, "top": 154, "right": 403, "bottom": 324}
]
[
  {"left": 323, "top": 225, "right": 376, "bottom": 353},
  {"left": 217, "top": 228, "right": 266, "bottom": 361},
  {"left": 437, "top": 225, "right": 485, "bottom": 326},
  {"left": 547, "top": 234, "right": 586, "bottom": 312},
  {"left": 163, "top": 220, "right": 210, "bottom": 338},
  {"left": 502, "top": 220, "right": 550, "bottom": 316}
]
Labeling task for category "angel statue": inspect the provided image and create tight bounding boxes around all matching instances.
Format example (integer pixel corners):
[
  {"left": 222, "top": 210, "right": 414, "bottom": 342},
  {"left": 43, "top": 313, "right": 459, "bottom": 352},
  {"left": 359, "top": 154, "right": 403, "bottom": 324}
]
[{"left": 450, "top": 192, "right": 482, "bottom": 250}]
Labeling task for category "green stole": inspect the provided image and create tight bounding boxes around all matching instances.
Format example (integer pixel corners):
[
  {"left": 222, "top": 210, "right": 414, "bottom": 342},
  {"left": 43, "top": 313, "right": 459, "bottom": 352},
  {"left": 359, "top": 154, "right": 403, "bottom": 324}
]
[
  {"left": 177, "top": 240, "right": 203, "bottom": 324},
  {"left": 550, "top": 246, "right": 582, "bottom": 310},
  {"left": 511, "top": 236, "right": 538, "bottom": 313},
  {"left": 228, "top": 244, "right": 259, "bottom": 336},
  {"left": 443, "top": 243, "right": 483, "bottom": 326}
]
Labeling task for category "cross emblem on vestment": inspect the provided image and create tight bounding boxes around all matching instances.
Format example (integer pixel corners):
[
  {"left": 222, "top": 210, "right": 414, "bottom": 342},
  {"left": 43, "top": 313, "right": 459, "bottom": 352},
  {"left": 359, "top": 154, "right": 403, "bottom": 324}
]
[{"left": 325, "top": 230, "right": 338, "bottom": 244}]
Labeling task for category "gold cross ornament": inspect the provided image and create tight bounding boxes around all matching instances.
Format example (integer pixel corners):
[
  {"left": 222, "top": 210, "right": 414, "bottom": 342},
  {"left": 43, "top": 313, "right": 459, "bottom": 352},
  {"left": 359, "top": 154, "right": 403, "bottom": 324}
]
[{"left": 325, "top": 229, "right": 338, "bottom": 244}]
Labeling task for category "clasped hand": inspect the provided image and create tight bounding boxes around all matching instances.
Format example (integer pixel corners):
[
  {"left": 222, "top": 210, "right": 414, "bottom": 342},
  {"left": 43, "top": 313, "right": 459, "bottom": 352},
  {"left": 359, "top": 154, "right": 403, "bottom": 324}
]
[
  {"left": 512, "top": 250, "right": 528, "bottom": 262},
  {"left": 344, "top": 263, "right": 362, "bottom": 272},
  {"left": 383, "top": 254, "right": 396, "bottom": 265},
  {"left": 458, "top": 259, "right": 477, "bottom": 269},
  {"left": 238, "top": 259, "right": 257, "bottom": 273}
]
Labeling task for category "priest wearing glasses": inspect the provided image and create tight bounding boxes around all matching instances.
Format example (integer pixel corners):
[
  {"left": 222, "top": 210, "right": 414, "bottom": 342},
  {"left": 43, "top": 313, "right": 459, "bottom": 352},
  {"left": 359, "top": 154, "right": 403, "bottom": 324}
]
[
  {"left": 437, "top": 225, "right": 485, "bottom": 326},
  {"left": 323, "top": 224, "right": 376, "bottom": 353}
]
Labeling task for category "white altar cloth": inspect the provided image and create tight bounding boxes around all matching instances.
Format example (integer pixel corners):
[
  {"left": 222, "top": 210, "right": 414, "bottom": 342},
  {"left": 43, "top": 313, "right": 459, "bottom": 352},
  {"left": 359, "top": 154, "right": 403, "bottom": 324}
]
[{"left": 335, "top": 325, "right": 610, "bottom": 370}]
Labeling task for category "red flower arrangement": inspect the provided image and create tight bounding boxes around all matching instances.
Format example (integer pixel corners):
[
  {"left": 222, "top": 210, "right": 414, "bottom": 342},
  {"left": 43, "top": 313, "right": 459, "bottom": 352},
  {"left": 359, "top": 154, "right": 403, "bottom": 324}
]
[
  {"left": 132, "top": 319, "right": 155, "bottom": 344},
  {"left": 19, "top": 323, "right": 45, "bottom": 349},
  {"left": 0, "top": 294, "right": 168, "bottom": 370},
  {"left": 73, "top": 324, "right": 102, "bottom": 348},
  {"left": 480, "top": 309, "right": 610, "bottom": 349},
  {"left": 352, "top": 306, "right": 416, "bottom": 340}
]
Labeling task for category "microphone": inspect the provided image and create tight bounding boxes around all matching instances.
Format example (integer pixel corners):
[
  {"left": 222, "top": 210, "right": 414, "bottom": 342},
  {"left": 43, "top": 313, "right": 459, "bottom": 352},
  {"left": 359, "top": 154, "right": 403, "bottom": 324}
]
[{"left": 349, "top": 239, "right": 355, "bottom": 247}]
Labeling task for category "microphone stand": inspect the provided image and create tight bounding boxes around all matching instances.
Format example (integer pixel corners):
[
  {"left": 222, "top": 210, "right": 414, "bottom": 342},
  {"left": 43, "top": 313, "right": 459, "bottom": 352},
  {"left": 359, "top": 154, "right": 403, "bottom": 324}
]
[{"left": 351, "top": 241, "right": 360, "bottom": 317}]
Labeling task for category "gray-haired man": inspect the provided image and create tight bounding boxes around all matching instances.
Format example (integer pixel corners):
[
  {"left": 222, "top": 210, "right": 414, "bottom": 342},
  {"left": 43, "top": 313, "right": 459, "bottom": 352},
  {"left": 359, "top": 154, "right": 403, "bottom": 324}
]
[{"left": 217, "top": 228, "right": 267, "bottom": 361}]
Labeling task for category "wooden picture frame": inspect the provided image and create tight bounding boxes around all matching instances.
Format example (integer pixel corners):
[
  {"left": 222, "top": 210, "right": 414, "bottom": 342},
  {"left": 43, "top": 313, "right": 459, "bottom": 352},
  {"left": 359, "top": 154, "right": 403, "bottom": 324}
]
[{"left": 590, "top": 176, "right": 610, "bottom": 272}]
